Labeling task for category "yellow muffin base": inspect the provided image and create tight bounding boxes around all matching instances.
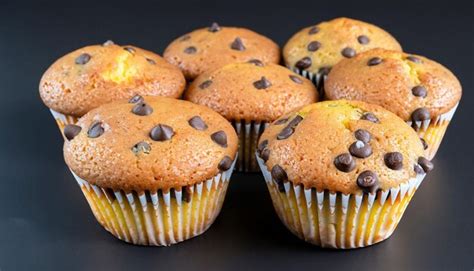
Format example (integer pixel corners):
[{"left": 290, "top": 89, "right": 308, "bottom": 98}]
[
  {"left": 50, "top": 109, "right": 79, "bottom": 139},
  {"left": 70, "top": 163, "right": 234, "bottom": 246},
  {"left": 233, "top": 120, "right": 268, "bottom": 172},
  {"left": 257, "top": 156, "right": 425, "bottom": 249}
]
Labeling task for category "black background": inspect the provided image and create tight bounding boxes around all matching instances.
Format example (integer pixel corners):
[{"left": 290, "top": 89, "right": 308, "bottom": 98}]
[{"left": 0, "top": 0, "right": 473, "bottom": 270}]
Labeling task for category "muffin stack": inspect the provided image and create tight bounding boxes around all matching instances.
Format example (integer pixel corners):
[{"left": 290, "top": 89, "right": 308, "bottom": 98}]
[{"left": 40, "top": 18, "right": 461, "bottom": 248}]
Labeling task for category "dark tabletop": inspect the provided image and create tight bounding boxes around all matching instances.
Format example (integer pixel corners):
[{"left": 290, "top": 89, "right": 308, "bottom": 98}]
[{"left": 0, "top": 0, "right": 473, "bottom": 270}]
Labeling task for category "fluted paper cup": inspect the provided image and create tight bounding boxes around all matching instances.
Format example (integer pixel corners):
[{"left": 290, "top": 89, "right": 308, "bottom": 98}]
[
  {"left": 50, "top": 109, "right": 79, "bottom": 138},
  {"left": 232, "top": 120, "right": 269, "bottom": 172},
  {"left": 288, "top": 67, "right": 326, "bottom": 98}
]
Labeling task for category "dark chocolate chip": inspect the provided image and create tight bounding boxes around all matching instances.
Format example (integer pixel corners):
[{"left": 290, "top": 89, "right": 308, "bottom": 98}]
[
  {"left": 418, "top": 157, "right": 434, "bottom": 173},
  {"left": 341, "top": 47, "right": 356, "bottom": 58},
  {"left": 349, "top": 140, "right": 373, "bottom": 158},
  {"left": 184, "top": 46, "right": 197, "bottom": 54},
  {"left": 420, "top": 138, "right": 428, "bottom": 150},
  {"left": 411, "top": 108, "right": 430, "bottom": 122},
  {"left": 361, "top": 112, "right": 380, "bottom": 123},
  {"left": 208, "top": 22, "right": 221, "bottom": 32},
  {"left": 129, "top": 94, "right": 144, "bottom": 104},
  {"left": 307, "top": 41, "right": 321, "bottom": 52},
  {"left": 181, "top": 187, "right": 191, "bottom": 202},
  {"left": 211, "top": 131, "right": 227, "bottom": 147},
  {"left": 124, "top": 47, "right": 135, "bottom": 54},
  {"left": 354, "top": 129, "right": 371, "bottom": 143},
  {"left": 131, "top": 102, "right": 153, "bottom": 116},
  {"left": 103, "top": 40, "right": 114, "bottom": 46},
  {"left": 257, "top": 140, "right": 268, "bottom": 154},
  {"left": 274, "top": 118, "right": 289, "bottom": 125},
  {"left": 414, "top": 164, "right": 424, "bottom": 175},
  {"left": 277, "top": 115, "right": 303, "bottom": 140},
  {"left": 199, "top": 80, "right": 213, "bottom": 89},
  {"left": 180, "top": 35, "right": 191, "bottom": 42},
  {"left": 230, "top": 37, "right": 245, "bottom": 51},
  {"left": 384, "top": 152, "right": 403, "bottom": 170},
  {"left": 334, "top": 153, "right": 356, "bottom": 172},
  {"left": 218, "top": 156, "right": 233, "bottom": 171},
  {"left": 88, "top": 121, "right": 104, "bottom": 138},
  {"left": 247, "top": 59, "right": 264, "bottom": 67},
  {"left": 64, "top": 124, "right": 82, "bottom": 141},
  {"left": 357, "top": 35, "right": 370, "bottom": 45},
  {"left": 150, "top": 124, "right": 174, "bottom": 141},
  {"left": 253, "top": 76, "right": 272, "bottom": 89},
  {"left": 188, "top": 116, "right": 208, "bottom": 131},
  {"left": 271, "top": 165, "right": 288, "bottom": 183},
  {"left": 287, "top": 115, "right": 303, "bottom": 127},
  {"left": 146, "top": 58, "right": 156, "bottom": 65},
  {"left": 318, "top": 67, "right": 331, "bottom": 76},
  {"left": 289, "top": 75, "right": 303, "bottom": 84},
  {"left": 357, "top": 170, "right": 379, "bottom": 193},
  {"left": 132, "top": 141, "right": 151, "bottom": 154},
  {"left": 308, "top": 26, "right": 319, "bottom": 35},
  {"left": 412, "top": 86, "right": 427, "bottom": 98},
  {"left": 407, "top": 56, "right": 422, "bottom": 63},
  {"left": 75, "top": 53, "right": 91, "bottom": 65},
  {"left": 295, "top": 57, "right": 312, "bottom": 70},
  {"left": 367, "top": 57, "right": 383, "bottom": 66},
  {"left": 260, "top": 148, "right": 270, "bottom": 162}
]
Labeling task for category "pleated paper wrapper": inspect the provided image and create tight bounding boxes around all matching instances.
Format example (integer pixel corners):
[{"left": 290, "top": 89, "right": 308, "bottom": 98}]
[
  {"left": 289, "top": 67, "right": 326, "bottom": 98},
  {"left": 50, "top": 109, "right": 79, "bottom": 138},
  {"left": 232, "top": 120, "right": 269, "bottom": 172}
]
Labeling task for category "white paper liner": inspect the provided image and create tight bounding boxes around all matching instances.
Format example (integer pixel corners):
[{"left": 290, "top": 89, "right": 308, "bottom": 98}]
[
  {"left": 70, "top": 158, "right": 236, "bottom": 246},
  {"left": 256, "top": 156, "right": 426, "bottom": 249},
  {"left": 50, "top": 109, "right": 79, "bottom": 137},
  {"left": 288, "top": 66, "right": 326, "bottom": 98},
  {"left": 232, "top": 120, "right": 269, "bottom": 172}
]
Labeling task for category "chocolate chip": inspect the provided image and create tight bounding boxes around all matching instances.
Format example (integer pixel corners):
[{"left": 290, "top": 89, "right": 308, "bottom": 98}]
[
  {"left": 307, "top": 41, "right": 321, "bottom": 52},
  {"left": 88, "top": 122, "right": 104, "bottom": 138},
  {"left": 150, "top": 124, "right": 174, "bottom": 141},
  {"left": 188, "top": 116, "right": 208, "bottom": 131},
  {"left": 287, "top": 115, "right": 303, "bottom": 127},
  {"left": 211, "top": 131, "right": 227, "bottom": 147},
  {"left": 271, "top": 165, "right": 288, "bottom": 183},
  {"left": 129, "top": 94, "right": 144, "bottom": 104},
  {"left": 260, "top": 148, "right": 270, "bottom": 162},
  {"left": 357, "top": 35, "right": 370, "bottom": 44},
  {"left": 289, "top": 75, "right": 303, "bottom": 84},
  {"left": 367, "top": 57, "right": 383, "bottom": 66},
  {"left": 253, "top": 76, "right": 272, "bottom": 89},
  {"left": 218, "top": 156, "right": 233, "bottom": 171},
  {"left": 180, "top": 35, "right": 191, "bottom": 41},
  {"left": 247, "top": 59, "right": 264, "bottom": 67},
  {"left": 407, "top": 56, "right": 422, "bottom": 63},
  {"left": 361, "top": 112, "right": 380, "bottom": 123},
  {"left": 257, "top": 140, "right": 268, "bottom": 154},
  {"left": 277, "top": 115, "right": 303, "bottom": 140},
  {"left": 230, "top": 37, "right": 245, "bottom": 51},
  {"left": 334, "top": 153, "right": 356, "bottom": 172},
  {"left": 75, "top": 53, "right": 91, "bottom": 65},
  {"left": 349, "top": 140, "right": 373, "bottom": 158},
  {"left": 357, "top": 170, "right": 379, "bottom": 193},
  {"left": 146, "top": 58, "right": 156, "bottom": 65},
  {"left": 208, "top": 22, "right": 221, "bottom": 32},
  {"left": 181, "top": 187, "right": 191, "bottom": 202},
  {"left": 354, "top": 129, "right": 371, "bottom": 143},
  {"left": 414, "top": 164, "right": 424, "bottom": 175},
  {"left": 418, "top": 157, "right": 434, "bottom": 173},
  {"left": 131, "top": 102, "right": 153, "bottom": 116},
  {"left": 295, "top": 57, "right": 312, "bottom": 70},
  {"left": 132, "top": 141, "right": 151, "bottom": 154},
  {"left": 199, "top": 80, "right": 213, "bottom": 89},
  {"left": 308, "top": 26, "right": 319, "bottom": 35},
  {"left": 184, "top": 46, "right": 197, "bottom": 54},
  {"left": 384, "top": 152, "right": 403, "bottom": 170},
  {"left": 124, "top": 47, "right": 135, "bottom": 54},
  {"left": 274, "top": 118, "right": 288, "bottom": 125},
  {"left": 420, "top": 138, "right": 428, "bottom": 150},
  {"left": 64, "top": 124, "right": 82, "bottom": 141},
  {"left": 103, "top": 40, "right": 114, "bottom": 46},
  {"left": 412, "top": 86, "right": 427, "bottom": 98},
  {"left": 341, "top": 47, "right": 356, "bottom": 58},
  {"left": 411, "top": 108, "right": 430, "bottom": 122},
  {"left": 318, "top": 67, "right": 331, "bottom": 76}
]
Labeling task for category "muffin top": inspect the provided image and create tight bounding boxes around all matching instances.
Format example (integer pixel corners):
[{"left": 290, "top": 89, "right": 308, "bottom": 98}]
[
  {"left": 258, "top": 100, "right": 433, "bottom": 195},
  {"left": 40, "top": 41, "right": 186, "bottom": 117},
  {"left": 283, "top": 17, "right": 402, "bottom": 74},
  {"left": 325, "top": 49, "right": 462, "bottom": 120},
  {"left": 163, "top": 23, "right": 280, "bottom": 80},
  {"left": 184, "top": 62, "right": 318, "bottom": 122},
  {"left": 63, "top": 96, "right": 238, "bottom": 192}
]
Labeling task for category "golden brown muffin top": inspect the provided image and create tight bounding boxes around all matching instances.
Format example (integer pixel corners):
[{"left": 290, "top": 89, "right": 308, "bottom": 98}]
[
  {"left": 63, "top": 96, "right": 238, "bottom": 192},
  {"left": 184, "top": 62, "right": 318, "bottom": 122},
  {"left": 283, "top": 17, "right": 402, "bottom": 74},
  {"left": 325, "top": 49, "right": 462, "bottom": 120},
  {"left": 163, "top": 23, "right": 280, "bottom": 80},
  {"left": 40, "top": 41, "right": 186, "bottom": 117},
  {"left": 258, "top": 100, "right": 432, "bottom": 195}
]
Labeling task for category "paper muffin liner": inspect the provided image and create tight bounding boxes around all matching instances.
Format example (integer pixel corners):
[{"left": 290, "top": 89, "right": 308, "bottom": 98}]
[
  {"left": 232, "top": 120, "right": 269, "bottom": 172},
  {"left": 407, "top": 103, "right": 458, "bottom": 159},
  {"left": 50, "top": 109, "right": 79, "bottom": 138},
  {"left": 257, "top": 156, "right": 426, "bottom": 249},
  {"left": 288, "top": 67, "right": 326, "bottom": 98},
  {"left": 69, "top": 158, "right": 236, "bottom": 246}
]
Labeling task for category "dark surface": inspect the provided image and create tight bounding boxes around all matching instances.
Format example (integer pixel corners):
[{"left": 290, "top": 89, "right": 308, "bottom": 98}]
[{"left": 0, "top": 1, "right": 473, "bottom": 270}]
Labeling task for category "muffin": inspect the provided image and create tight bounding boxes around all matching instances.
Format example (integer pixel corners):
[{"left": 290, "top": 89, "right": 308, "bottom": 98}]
[
  {"left": 325, "top": 49, "right": 462, "bottom": 159},
  {"left": 256, "top": 100, "right": 433, "bottom": 248},
  {"left": 164, "top": 22, "right": 280, "bottom": 80},
  {"left": 283, "top": 17, "right": 402, "bottom": 93},
  {"left": 63, "top": 96, "right": 238, "bottom": 246},
  {"left": 40, "top": 41, "right": 186, "bottom": 135},
  {"left": 185, "top": 61, "right": 317, "bottom": 171}
]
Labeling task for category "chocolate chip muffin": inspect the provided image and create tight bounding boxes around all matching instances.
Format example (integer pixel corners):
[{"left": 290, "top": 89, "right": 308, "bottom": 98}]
[
  {"left": 325, "top": 49, "right": 462, "bottom": 159},
  {"left": 40, "top": 41, "right": 186, "bottom": 135},
  {"left": 63, "top": 96, "right": 238, "bottom": 246},
  {"left": 164, "top": 23, "right": 280, "bottom": 80},
  {"left": 283, "top": 17, "right": 401, "bottom": 93},
  {"left": 185, "top": 61, "right": 317, "bottom": 171},
  {"left": 256, "top": 100, "right": 433, "bottom": 248}
]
